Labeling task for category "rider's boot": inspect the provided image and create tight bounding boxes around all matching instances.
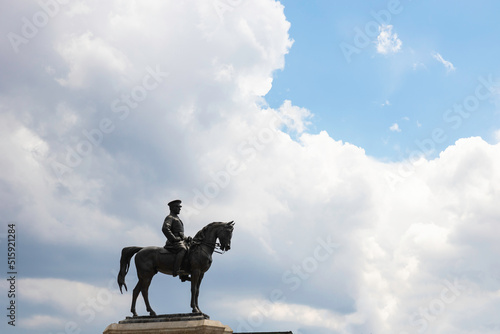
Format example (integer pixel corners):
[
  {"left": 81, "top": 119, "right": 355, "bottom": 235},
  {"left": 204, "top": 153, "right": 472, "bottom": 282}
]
[
  {"left": 172, "top": 249, "right": 186, "bottom": 277},
  {"left": 179, "top": 274, "right": 191, "bottom": 282}
]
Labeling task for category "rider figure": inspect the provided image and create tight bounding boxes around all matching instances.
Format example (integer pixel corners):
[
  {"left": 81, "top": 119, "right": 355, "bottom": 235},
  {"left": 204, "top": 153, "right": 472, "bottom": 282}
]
[{"left": 162, "top": 200, "right": 189, "bottom": 278}]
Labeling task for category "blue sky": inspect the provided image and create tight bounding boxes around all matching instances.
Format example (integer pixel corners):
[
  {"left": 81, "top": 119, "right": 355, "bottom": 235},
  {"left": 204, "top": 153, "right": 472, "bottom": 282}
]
[
  {"left": 267, "top": 0, "right": 500, "bottom": 160},
  {"left": 1, "top": 1, "right": 500, "bottom": 334}
]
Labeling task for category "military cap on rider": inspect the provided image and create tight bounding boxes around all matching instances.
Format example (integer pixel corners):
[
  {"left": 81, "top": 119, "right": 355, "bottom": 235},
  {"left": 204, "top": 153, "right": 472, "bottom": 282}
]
[{"left": 168, "top": 199, "right": 182, "bottom": 207}]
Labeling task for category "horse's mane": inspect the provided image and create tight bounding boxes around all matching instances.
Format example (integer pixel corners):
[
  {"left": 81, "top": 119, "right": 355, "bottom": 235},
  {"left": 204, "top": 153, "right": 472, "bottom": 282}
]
[{"left": 193, "top": 222, "right": 226, "bottom": 242}]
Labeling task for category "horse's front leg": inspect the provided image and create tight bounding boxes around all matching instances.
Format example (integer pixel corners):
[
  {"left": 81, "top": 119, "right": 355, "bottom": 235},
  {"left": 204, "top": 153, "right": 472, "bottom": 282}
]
[
  {"left": 195, "top": 272, "right": 204, "bottom": 313},
  {"left": 190, "top": 269, "right": 202, "bottom": 313}
]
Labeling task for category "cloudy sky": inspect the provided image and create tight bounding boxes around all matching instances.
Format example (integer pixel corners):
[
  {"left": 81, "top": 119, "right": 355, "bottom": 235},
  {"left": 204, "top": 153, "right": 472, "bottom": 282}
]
[{"left": 1, "top": 1, "right": 500, "bottom": 333}]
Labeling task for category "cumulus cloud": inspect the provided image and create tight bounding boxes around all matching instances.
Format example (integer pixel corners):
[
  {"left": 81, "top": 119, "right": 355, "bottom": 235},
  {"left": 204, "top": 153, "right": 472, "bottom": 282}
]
[
  {"left": 376, "top": 24, "right": 402, "bottom": 54},
  {"left": 55, "top": 32, "right": 132, "bottom": 88},
  {"left": 433, "top": 52, "right": 456, "bottom": 72},
  {"left": 1, "top": 1, "right": 499, "bottom": 334},
  {"left": 276, "top": 100, "right": 312, "bottom": 133},
  {"left": 18, "top": 278, "right": 129, "bottom": 331}
]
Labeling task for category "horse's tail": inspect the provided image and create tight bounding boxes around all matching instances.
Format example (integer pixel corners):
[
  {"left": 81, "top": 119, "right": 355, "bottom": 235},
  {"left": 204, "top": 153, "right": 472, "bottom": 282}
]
[{"left": 117, "top": 246, "right": 143, "bottom": 294}]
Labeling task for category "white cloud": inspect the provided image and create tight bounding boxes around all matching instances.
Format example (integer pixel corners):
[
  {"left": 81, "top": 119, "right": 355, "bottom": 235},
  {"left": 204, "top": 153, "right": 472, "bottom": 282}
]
[
  {"left": 376, "top": 24, "right": 402, "bottom": 54},
  {"left": 18, "top": 278, "right": 129, "bottom": 331},
  {"left": 55, "top": 32, "right": 133, "bottom": 88},
  {"left": 433, "top": 52, "right": 456, "bottom": 72},
  {"left": 277, "top": 99, "right": 312, "bottom": 133},
  {"left": 390, "top": 123, "right": 401, "bottom": 132},
  {"left": 231, "top": 298, "right": 351, "bottom": 332}
]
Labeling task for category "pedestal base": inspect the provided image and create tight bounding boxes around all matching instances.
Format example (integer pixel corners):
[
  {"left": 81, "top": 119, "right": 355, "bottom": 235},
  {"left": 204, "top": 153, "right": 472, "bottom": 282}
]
[{"left": 103, "top": 313, "right": 233, "bottom": 334}]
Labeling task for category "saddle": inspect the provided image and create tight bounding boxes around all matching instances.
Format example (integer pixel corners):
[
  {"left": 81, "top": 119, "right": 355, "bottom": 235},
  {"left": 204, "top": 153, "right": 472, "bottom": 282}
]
[
  {"left": 158, "top": 247, "right": 173, "bottom": 254},
  {"left": 158, "top": 242, "right": 193, "bottom": 282}
]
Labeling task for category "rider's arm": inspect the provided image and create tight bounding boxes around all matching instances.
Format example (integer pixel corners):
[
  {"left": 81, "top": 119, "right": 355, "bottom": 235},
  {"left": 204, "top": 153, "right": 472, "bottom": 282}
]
[{"left": 162, "top": 217, "right": 180, "bottom": 242}]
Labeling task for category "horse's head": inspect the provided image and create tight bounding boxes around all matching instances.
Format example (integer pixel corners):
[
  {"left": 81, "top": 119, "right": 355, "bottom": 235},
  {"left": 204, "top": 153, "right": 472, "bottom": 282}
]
[{"left": 217, "top": 221, "right": 234, "bottom": 252}]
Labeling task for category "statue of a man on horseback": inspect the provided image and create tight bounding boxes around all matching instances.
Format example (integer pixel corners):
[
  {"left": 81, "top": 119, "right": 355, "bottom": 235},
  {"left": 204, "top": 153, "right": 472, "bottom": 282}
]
[
  {"left": 117, "top": 200, "right": 234, "bottom": 317},
  {"left": 162, "top": 200, "right": 190, "bottom": 280}
]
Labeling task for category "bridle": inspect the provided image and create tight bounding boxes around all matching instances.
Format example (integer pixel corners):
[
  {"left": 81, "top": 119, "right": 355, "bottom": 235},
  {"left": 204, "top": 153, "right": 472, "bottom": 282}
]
[
  {"left": 198, "top": 226, "right": 232, "bottom": 254},
  {"left": 192, "top": 223, "right": 233, "bottom": 256}
]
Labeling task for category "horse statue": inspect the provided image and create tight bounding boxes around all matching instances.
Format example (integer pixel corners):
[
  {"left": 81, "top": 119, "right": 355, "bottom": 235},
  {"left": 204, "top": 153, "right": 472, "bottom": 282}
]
[{"left": 117, "top": 221, "right": 234, "bottom": 317}]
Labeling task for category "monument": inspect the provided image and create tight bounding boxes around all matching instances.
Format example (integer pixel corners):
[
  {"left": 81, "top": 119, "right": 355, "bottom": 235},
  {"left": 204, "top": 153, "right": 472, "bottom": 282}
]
[
  {"left": 104, "top": 200, "right": 236, "bottom": 333},
  {"left": 103, "top": 313, "right": 233, "bottom": 334}
]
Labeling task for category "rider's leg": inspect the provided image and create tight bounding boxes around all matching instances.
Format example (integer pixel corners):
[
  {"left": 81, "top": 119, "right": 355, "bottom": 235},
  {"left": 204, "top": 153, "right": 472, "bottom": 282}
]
[{"left": 172, "top": 248, "right": 186, "bottom": 277}]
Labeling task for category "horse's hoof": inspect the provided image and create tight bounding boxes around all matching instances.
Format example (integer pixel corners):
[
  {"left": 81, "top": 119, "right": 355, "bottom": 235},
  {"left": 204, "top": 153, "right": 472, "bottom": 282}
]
[
  {"left": 192, "top": 309, "right": 207, "bottom": 318},
  {"left": 150, "top": 311, "right": 157, "bottom": 317}
]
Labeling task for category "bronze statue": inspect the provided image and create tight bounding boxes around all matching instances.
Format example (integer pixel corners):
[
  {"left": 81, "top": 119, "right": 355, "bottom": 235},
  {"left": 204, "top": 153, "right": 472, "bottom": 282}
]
[
  {"left": 117, "top": 217, "right": 234, "bottom": 317},
  {"left": 162, "top": 200, "right": 189, "bottom": 278}
]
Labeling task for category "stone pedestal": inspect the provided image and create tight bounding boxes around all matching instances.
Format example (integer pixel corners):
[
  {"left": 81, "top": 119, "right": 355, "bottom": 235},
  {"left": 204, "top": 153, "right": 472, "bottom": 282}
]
[{"left": 103, "top": 313, "right": 233, "bottom": 334}]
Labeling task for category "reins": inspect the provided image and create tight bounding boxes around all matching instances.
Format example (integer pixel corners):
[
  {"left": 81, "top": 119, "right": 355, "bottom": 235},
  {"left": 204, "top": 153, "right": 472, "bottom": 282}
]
[
  {"left": 200, "top": 241, "right": 227, "bottom": 254},
  {"left": 213, "top": 242, "right": 226, "bottom": 254},
  {"left": 191, "top": 240, "right": 227, "bottom": 255}
]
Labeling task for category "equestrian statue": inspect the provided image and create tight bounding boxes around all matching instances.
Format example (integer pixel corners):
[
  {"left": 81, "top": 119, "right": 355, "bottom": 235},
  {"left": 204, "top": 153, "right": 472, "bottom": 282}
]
[{"left": 117, "top": 200, "right": 234, "bottom": 317}]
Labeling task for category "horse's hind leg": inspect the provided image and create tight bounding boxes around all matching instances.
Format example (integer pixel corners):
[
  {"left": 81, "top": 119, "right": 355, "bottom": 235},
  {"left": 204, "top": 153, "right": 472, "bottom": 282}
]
[
  {"left": 140, "top": 275, "right": 157, "bottom": 316},
  {"left": 131, "top": 281, "right": 141, "bottom": 317}
]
